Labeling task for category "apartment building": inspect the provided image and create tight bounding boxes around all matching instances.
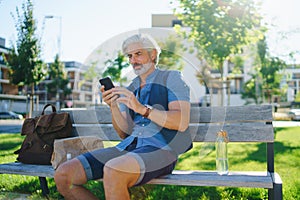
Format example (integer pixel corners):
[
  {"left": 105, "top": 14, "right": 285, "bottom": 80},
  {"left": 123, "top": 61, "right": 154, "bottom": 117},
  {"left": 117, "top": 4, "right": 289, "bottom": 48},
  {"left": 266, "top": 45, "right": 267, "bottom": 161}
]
[
  {"left": 282, "top": 67, "right": 300, "bottom": 102},
  {"left": 62, "top": 61, "right": 97, "bottom": 108},
  {"left": 0, "top": 37, "right": 28, "bottom": 113},
  {"left": 0, "top": 37, "right": 98, "bottom": 113}
]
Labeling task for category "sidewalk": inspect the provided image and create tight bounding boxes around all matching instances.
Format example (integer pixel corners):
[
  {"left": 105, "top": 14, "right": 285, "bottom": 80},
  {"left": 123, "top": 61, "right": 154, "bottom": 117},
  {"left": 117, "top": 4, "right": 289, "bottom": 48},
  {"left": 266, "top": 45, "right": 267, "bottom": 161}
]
[{"left": 0, "top": 192, "right": 29, "bottom": 200}]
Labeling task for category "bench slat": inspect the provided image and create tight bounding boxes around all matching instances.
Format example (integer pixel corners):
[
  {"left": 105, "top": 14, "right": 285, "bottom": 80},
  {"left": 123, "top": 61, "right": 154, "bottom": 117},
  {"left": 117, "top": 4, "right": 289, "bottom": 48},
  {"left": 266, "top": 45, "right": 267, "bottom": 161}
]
[
  {"left": 0, "top": 163, "right": 273, "bottom": 189},
  {"left": 72, "top": 122, "right": 274, "bottom": 142},
  {"left": 41, "top": 105, "right": 272, "bottom": 124},
  {"left": 0, "top": 162, "right": 54, "bottom": 178},
  {"left": 190, "top": 105, "right": 273, "bottom": 123},
  {"left": 189, "top": 123, "right": 274, "bottom": 142},
  {"left": 149, "top": 170, "right": 274, "bottom": 188}
]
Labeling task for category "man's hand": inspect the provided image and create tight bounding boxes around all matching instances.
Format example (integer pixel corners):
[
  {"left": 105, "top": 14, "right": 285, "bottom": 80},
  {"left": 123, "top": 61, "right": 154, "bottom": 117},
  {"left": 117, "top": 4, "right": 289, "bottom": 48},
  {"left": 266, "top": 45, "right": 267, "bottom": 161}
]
[
  {"left": 113, "top": 87, "right": 145, "bottom": 115},
  {"left": 101, "top": 86, "right": 119, "bottom": 107},
  {"left": 101, "top": 86, "right": 135, "bottom": 137}
]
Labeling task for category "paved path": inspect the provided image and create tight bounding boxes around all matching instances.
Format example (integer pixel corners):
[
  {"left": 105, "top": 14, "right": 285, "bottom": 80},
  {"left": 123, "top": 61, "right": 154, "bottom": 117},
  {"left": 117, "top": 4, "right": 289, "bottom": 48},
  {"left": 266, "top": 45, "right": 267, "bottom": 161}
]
[
  {"left": 0, "top": 120, "right": 23, "bottom": 133},
  {"left": 273, "top": 121, "right": 300, "bottom": 127}
]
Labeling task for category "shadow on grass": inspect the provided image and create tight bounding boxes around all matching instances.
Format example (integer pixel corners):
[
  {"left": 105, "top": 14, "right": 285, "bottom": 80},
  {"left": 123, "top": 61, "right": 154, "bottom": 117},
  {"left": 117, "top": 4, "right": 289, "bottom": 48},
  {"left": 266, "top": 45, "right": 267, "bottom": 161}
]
[
  {"left": 9, "top": 177, "right": 63, "bottom": 199},
  {"left": 239, "top": 141, "right": 298, "bottom": 165},
  {"left": 12, "top": 178, "right": 41, "bottom": 194},
  {"left": 131, "top": 185, "right": 221, "bottom": 200},
  {"left": 0, "top": 140, "right": 21, "bottom": 151},
  {"left": 133, "top": 185, "right": 267, "bottom": 200},
  {"left": 177, "top": 144, "right": 216, "bottom": 170}
]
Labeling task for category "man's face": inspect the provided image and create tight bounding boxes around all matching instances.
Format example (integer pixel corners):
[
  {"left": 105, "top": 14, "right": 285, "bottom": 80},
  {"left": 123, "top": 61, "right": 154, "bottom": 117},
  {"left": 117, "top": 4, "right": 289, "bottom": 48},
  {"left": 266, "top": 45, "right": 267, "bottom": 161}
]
[{"left": 125, "top": 43, "right": 156, "bottom": 76}]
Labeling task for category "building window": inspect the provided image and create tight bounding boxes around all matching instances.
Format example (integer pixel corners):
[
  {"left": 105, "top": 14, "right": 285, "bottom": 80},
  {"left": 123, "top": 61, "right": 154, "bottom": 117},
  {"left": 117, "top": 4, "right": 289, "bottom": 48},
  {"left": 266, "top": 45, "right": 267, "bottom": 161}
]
[
  {"left": 172, "top": 20, "right": 182, "bottom": 27},
  {"left": 85, "top": 95, "right": 92, "bottom": 101}
]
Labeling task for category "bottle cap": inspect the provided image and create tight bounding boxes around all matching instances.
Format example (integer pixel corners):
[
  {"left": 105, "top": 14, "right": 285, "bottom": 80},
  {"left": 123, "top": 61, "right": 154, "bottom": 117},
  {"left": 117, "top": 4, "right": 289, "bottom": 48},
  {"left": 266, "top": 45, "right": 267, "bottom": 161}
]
[{"left": 217, "top": 130, "right": 229, "bottom": 143}]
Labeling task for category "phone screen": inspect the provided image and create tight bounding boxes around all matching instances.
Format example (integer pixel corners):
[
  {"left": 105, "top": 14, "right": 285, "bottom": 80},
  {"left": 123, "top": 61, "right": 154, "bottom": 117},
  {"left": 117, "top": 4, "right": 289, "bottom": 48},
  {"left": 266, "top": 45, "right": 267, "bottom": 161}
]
[{"left": 99, "top": 77, "right": 115, "bottom": 91}]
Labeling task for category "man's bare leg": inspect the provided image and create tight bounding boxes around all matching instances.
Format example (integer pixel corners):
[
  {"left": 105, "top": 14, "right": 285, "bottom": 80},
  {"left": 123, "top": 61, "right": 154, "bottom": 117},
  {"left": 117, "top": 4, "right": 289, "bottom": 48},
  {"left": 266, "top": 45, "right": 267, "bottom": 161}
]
[
  {"left": 103, "top": 155, "right": 140, "bottom": 200},
  {"left": 54, "top": 158, "right": 98, "bottom": 200}
]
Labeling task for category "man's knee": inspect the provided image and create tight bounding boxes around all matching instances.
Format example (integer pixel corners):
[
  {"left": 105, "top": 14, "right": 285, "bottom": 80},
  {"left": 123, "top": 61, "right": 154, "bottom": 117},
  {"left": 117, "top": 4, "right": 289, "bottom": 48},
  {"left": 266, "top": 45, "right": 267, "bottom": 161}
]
[
  {"left": 54, "top": 163, "right": 71, "bottom": 192},
  {"left": 103, "top": 164, "right": 118, "bottom": 183},
  {"left": 103, "top": 158, "right": 140, "bottom": 188}
]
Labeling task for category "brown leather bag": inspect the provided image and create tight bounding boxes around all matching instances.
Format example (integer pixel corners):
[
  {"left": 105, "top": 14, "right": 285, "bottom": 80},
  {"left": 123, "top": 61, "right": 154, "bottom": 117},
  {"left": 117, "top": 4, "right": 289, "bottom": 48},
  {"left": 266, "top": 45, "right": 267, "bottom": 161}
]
[{"left": 14, "top": 104, "right": 73, "bottom": 165}]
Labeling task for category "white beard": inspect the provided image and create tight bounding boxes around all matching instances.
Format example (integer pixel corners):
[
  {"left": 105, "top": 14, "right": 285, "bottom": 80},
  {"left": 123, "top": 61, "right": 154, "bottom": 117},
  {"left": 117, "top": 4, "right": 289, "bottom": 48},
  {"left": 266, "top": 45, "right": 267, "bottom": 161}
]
[{"left": 133, "top": 62, "right": 153, "bottom": 76}]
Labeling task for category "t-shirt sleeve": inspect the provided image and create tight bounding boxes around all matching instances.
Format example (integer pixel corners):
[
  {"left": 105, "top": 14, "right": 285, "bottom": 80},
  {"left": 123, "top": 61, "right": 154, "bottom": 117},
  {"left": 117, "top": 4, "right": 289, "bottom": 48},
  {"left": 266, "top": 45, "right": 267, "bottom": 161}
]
[{"left": 167, "top": 71, "right": 190, "bottom": 102}]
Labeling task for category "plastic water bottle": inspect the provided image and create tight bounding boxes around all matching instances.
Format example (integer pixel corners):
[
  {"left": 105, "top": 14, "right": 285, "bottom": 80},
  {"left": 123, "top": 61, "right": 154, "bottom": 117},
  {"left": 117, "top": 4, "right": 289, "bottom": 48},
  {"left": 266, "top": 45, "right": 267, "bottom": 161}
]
[
  {"left": 67, "top": 153, "right": 72, "bottom": 161},
  {"left": 216, "top": 130, "right": 229, "bottom": 175}
]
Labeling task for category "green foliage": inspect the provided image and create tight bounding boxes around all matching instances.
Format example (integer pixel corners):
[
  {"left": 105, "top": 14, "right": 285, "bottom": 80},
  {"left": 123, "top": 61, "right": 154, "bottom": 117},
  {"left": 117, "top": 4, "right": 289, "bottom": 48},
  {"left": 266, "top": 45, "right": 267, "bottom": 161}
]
[
  {"left": 230, "top": 55, "right": 244, "bottom": 75},
  {"left": 242, "top": 37, "right": 287, "bottom": 103},
  {"left": 173, "top": 0, "right": 263, "bottom": 76},
  {"left": 102, "top": 51, "right": 129, "bottom": 86},
  {"left": 157, "top": 34, "right": 186, "bottom": 71},
  {"left": 83, "top": 63, "right": 99, "bottom": 81},
  {"left": 46, "top": 54, "right": 71, "bottom": 100},
  {"left": 242, "top": 76, "right": 260, "bottom": 104},
  {"left": 5, "top": 0, "right": 46, "bottom": 88}
]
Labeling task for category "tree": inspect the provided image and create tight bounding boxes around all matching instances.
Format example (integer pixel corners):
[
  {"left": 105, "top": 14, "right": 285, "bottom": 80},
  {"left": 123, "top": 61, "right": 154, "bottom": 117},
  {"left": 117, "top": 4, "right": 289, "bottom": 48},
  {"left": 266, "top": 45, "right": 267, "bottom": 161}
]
[
  {"left": 5, "top": 0, "right": 46, "bottom": 116},
  {"left": 174, "top": 0, "right": 262, "bottom": 75},
  {"left": 157, "top": 34, "right": 186, "bottom": 71},
  {"left": 242, "top": 37, "right": 286, "bottom": 104},
  {"left": 46, "top": 54, "right": 71, "bottom": 107},
  {"left": 102, "top": 51, "right": 129, "bottom": 86},
  {"left": 173, "top": 0, "right": 263, "bottom": 105}
]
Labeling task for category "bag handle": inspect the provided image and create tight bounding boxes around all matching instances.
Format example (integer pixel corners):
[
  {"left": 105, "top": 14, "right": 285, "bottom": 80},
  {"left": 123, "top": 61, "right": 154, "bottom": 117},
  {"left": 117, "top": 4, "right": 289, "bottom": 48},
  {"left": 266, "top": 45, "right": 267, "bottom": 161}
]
[
  {"left": 35, "top": 104, "right": 57, "bottom": 133},
  {"left": 41, "top": 104, "right": 57, "bottom": 115}
]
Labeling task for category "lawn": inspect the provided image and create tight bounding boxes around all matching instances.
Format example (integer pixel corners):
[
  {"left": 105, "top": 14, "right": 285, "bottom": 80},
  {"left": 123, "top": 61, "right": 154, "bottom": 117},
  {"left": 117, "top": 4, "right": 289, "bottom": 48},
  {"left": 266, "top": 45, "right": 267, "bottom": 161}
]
[{"left": 0, "top": 127, "right": 299, "bottom": 199}]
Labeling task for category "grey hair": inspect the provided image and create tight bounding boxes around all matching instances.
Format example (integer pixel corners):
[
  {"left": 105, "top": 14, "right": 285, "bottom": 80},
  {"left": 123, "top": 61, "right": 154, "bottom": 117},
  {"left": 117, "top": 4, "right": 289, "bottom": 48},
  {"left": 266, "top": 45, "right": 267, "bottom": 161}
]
[{"left": 122, "top": 34, "right": 161, "bottom": 64}]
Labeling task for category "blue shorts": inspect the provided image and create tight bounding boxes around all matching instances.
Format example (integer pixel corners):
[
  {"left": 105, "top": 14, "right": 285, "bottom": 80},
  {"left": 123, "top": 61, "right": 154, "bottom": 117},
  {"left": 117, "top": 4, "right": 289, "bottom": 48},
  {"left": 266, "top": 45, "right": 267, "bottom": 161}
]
[{"left": 77, "top": 142, "right": 177, "bottom": 186}]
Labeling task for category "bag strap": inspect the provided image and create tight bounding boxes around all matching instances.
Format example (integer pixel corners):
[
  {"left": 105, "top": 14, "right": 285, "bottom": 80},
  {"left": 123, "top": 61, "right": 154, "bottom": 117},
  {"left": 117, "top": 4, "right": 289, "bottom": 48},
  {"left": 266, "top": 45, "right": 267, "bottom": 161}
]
[
  {"left": 35, "top": 104, "right": 57, "bottom": 132},
  {"left": 41, "top": 104, "right": 57, "bottom": 115}
]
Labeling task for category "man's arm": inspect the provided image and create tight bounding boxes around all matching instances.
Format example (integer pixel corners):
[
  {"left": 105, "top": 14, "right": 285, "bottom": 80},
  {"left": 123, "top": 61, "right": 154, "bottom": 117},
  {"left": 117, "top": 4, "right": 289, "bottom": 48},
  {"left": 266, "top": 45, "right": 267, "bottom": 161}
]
[
  {"left": 101, "top": 87, "right": 133, "bottom": 139},
  {"left": 113, "top": 71, "right": 190, "bottom": 132},
  {"left": 114, "top": 86, "right": 190, "bottom": 132},
  {"left": 110, "top": 105, "right": 133, "bottom": 139},
  {"left": 144, "top": 100, "right": 190, "bottom": 132}
]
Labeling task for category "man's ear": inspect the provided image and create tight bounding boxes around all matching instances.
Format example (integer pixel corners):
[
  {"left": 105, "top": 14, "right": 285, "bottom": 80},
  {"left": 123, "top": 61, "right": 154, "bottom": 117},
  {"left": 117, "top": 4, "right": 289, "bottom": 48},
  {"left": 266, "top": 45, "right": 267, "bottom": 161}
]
[{"left": 151, "top": 49, "right": 157, "bottom": 61}]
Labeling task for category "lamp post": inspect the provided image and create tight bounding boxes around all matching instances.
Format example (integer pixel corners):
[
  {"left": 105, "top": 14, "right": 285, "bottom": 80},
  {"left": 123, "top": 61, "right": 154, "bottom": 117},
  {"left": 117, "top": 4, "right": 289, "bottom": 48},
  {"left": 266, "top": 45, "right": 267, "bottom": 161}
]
[
  {"left": 44, "top": 15, "right": 62, "bottom": 57},
  {"left": 44, "top": 15, "right": 62, "bottom": 109}
]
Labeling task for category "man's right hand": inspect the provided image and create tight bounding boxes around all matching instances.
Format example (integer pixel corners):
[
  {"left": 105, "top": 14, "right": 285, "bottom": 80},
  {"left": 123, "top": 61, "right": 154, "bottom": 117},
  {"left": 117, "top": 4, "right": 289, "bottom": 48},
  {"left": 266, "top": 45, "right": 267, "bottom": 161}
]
[{"left": 101, "top": 86, "right": 119, "bottom": 107}]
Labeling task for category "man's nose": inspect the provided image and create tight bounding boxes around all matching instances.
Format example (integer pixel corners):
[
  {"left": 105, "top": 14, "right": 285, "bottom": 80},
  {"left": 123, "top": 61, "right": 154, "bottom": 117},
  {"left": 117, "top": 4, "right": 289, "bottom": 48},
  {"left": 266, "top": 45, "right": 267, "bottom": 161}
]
[{"left": 130, "top": 55, "right": 137, "bottom": 63}]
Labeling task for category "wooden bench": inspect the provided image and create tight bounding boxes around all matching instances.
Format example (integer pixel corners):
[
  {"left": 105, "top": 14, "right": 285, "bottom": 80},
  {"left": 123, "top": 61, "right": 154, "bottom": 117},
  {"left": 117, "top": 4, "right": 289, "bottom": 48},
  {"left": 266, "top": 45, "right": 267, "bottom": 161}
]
[{"left": 0, "top": 105, "right": 282, "bottom": 199}]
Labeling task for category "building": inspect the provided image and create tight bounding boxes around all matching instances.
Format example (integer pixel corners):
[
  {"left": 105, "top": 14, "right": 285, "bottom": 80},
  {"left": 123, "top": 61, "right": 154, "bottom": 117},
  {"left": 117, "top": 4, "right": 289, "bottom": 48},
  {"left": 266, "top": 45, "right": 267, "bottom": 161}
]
[
  {"left": 282, "top": 66, "right": 300, "bottom": 102},
  {"left": 0, "top": 37, "right": 98, "bottom": 113},
  {"left": 36, "top": 61, "right": 98, "bottom": 109},
  {"left": 0, "top": 37, "right": 27, "bottom": 113},
  {"left": 61, "top": 61, "right": 97, "bottom": 108}
]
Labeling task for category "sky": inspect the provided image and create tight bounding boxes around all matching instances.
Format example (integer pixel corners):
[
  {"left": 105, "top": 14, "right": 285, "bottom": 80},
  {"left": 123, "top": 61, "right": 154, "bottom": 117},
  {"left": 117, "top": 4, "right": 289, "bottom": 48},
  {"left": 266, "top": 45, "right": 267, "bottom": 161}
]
[{"left": 0, "top": 0, "right": 300, "bottom": 64}]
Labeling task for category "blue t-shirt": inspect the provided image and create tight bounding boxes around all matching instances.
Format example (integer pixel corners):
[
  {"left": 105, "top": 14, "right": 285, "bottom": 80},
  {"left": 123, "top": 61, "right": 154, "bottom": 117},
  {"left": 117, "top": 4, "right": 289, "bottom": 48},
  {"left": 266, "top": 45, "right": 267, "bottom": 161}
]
[{"left": 116, "top": 68, "right": 190, "bottom": 151}]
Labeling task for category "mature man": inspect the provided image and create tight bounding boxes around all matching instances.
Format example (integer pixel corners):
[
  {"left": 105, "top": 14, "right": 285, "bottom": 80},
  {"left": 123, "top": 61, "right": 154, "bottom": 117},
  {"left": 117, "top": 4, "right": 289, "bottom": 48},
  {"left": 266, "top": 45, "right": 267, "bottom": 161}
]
[{"left": 54, "top": 33, "right": 192, "bottom": 199}]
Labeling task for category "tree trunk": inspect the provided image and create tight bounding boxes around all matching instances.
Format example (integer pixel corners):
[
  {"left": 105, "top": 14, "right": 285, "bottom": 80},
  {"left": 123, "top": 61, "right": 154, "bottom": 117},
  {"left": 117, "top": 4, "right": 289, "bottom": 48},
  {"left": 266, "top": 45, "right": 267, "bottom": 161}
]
[{"left": 29, "top": 84, "right": 34, "bottom": 118}]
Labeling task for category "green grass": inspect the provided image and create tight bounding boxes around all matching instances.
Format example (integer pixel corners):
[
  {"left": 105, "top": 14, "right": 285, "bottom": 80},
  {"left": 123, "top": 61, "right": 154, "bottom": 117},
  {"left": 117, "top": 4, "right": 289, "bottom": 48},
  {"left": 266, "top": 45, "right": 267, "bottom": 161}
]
[{"left": 0, "top": 127, "right": 300, "bottom": 199}]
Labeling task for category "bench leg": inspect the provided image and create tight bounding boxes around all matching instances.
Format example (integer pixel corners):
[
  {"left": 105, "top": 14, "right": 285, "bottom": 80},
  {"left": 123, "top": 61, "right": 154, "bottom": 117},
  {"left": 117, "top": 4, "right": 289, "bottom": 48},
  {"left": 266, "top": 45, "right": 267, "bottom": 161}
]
[
  {"left": 268, "top": 183, "right": 283, "bottom": 200},
  {"left": 39, "top": 177, "right": 49, "bottom": 197}
]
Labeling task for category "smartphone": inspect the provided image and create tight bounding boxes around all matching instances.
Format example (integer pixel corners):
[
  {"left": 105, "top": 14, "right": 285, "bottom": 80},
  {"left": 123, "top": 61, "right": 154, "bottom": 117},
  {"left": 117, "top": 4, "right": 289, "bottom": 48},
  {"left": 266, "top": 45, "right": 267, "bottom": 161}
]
[{"left": 99, "top": 77, "right": 115, "bottom": 91}]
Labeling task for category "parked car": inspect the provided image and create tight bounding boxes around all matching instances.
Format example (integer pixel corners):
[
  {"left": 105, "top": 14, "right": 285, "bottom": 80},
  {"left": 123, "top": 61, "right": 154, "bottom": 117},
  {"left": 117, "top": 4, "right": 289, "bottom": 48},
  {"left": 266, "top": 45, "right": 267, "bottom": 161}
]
[
  {"left": 0, "top": 111, "right": 23, "bottom": 120},
  {"left": 288, "top": 109, "right": 300, "bottom": 121}
]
